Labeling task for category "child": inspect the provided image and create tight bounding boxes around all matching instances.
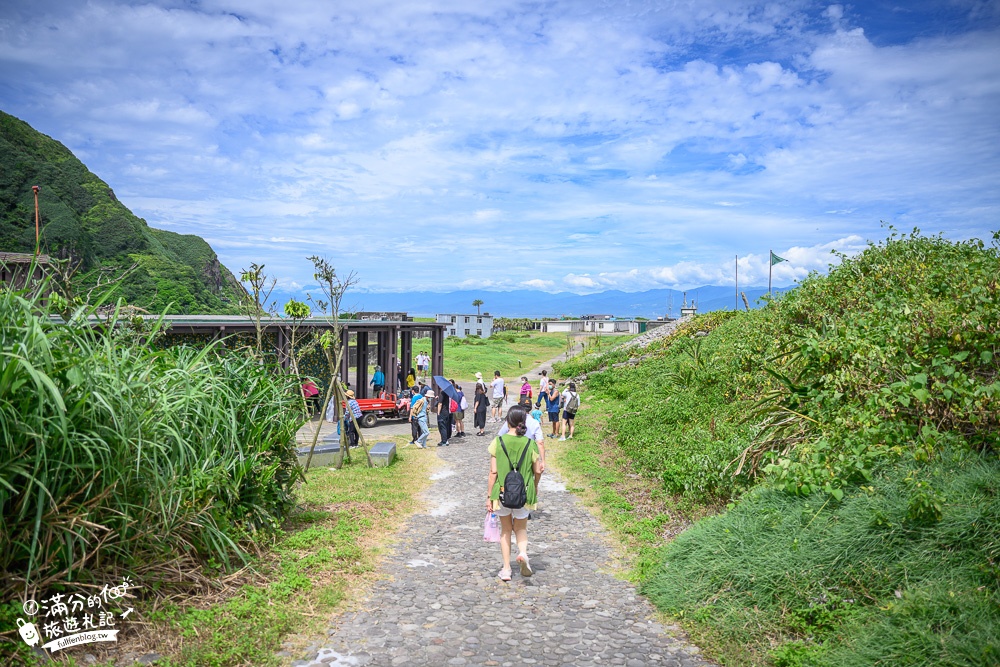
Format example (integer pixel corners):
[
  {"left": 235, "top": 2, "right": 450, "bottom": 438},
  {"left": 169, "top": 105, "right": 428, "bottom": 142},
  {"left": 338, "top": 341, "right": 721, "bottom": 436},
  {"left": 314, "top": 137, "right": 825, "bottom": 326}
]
[{"left": 530, "top": 405, "right": 544, "bottom": 427}]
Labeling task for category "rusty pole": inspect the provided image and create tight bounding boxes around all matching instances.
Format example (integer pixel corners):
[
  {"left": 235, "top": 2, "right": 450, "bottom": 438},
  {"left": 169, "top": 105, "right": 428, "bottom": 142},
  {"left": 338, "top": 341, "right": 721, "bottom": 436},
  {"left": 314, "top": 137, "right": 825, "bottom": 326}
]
[{"left": 32, "top": 185, "right": 41, "bottom": 251}]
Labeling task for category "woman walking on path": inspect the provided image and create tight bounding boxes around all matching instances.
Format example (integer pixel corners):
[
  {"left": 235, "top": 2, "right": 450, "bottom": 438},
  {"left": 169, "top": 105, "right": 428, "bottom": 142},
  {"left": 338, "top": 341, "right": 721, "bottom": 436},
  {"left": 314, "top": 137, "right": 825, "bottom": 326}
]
[
  {"left": 518, "top": 376, "right": 532, "bottom": 407},
  {"left": 473, "top": 383, "right": 489, "bottom": 436},
  {"left": 486, "top": 406, "right": 543, "bottom": 582}
]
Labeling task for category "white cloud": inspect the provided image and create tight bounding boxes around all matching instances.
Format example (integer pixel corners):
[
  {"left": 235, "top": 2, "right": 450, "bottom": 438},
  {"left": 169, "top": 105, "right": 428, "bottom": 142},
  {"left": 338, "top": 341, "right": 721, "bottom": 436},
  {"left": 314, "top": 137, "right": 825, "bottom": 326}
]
[
  {"left": 520, "top": 279, "right": 556, "bottom": 290},
  {"left": 1, "top": 1, "right": 996, "bottom": 294}
]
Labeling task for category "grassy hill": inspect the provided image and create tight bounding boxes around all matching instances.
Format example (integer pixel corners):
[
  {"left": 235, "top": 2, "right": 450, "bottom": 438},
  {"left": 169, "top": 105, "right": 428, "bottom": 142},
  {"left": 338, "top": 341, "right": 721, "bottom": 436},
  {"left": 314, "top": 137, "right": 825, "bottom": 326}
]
[
  {"left": 0, "top": 110, "right": 244, "bottom": 313},
  {"left": 554, "top": 230, "right": 999, "bottom": 666}
]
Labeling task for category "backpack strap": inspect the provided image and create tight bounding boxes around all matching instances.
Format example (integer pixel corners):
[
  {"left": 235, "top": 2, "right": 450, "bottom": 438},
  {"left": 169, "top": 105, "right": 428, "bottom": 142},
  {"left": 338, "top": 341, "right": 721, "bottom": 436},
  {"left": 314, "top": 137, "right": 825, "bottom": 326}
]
[{"left": 498, "top": 436, "right": 515, "bottom": 470}]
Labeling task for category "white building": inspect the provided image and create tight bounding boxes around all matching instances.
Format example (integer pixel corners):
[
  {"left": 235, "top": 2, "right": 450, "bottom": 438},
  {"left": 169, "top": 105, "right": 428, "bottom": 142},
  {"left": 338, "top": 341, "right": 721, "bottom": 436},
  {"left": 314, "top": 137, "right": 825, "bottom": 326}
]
[
  {"left": 537, "top": 319, "right": 643, "bottom": 334},
  {"left": 436, "top": 313, "right": 494, "bottom": 338}
]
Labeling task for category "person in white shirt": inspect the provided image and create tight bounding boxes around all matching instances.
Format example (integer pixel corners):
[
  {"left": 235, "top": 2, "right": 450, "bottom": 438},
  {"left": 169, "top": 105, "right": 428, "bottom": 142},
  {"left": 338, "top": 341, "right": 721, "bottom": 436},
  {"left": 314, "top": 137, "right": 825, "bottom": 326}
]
[
  {"left": 497, "top": 404, "right": 545, "bottom": 473},
  {"left": 417, "top": 352, "right": 430, "bottom": 379},
  {"left": 489, "top": 370, "right": 506, "bottom": 422},
  {"left": 559, "top": 382, "right": 580, "bottom": 440},
  {"left": 534, "top": 370, "right": 549, "bottom": 408}
]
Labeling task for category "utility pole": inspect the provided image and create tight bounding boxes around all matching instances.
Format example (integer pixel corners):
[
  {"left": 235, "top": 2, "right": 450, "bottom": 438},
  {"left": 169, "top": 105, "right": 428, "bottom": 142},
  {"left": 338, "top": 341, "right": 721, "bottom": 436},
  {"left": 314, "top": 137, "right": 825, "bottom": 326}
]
[{"left": 32, "top": 185, "right": 41, "bottom": 251}]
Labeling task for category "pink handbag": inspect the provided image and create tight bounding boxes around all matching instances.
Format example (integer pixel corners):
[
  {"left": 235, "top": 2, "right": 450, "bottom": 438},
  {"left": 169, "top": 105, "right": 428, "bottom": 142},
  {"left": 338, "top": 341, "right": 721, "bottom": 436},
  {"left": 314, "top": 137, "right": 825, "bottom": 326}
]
[{"left": 483, "top": 511, "right": 500, "bottom": 542}]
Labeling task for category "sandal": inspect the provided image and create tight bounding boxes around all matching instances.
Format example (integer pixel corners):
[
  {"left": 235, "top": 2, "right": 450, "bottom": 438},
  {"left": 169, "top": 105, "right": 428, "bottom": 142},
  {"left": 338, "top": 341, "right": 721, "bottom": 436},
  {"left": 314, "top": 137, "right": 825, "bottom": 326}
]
[
  {"left": 497, "top": 567, "right": 512, "bottom": 582},
  {"left": 516, "top": 553, "right": 533, "bottom": 577}
]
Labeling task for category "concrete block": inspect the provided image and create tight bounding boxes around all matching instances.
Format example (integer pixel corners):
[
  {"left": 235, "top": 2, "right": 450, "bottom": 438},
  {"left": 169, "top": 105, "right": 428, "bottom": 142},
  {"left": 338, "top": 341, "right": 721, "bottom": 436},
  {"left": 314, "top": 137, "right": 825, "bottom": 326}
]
[
  {"left": 369, "top": 441, "right": 397, "bottom": 467},
  {"left": 297, "top": 432, "right": 342, "bottom": 468}
]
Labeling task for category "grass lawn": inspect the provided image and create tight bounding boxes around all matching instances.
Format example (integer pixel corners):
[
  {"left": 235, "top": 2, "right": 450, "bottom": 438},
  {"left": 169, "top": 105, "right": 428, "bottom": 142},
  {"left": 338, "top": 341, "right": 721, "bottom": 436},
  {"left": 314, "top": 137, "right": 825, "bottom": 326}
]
[
  {"left": 411, "top": 331, "right": 571, "bottom": 381},
  {"left": 74, "top": 439, "right": 434, "bottom": 667}
]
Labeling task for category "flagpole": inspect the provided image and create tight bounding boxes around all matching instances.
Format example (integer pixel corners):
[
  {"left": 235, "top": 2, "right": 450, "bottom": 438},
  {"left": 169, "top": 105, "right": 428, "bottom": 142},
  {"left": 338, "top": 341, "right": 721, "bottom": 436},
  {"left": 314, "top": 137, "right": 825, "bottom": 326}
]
[
  {"left": 735, "top": 255, "right": 738, "bottom": 311},
  {"left": 768, "top": 249, "right": 772, "bottom": 296}
]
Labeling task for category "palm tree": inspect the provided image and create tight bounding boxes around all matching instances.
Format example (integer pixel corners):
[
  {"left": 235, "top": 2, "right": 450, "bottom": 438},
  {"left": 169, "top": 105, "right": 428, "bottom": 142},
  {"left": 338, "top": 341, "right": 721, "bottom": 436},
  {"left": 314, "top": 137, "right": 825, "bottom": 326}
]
[{"left": 472, "top": 298, "right": 484, "bottom": 316}]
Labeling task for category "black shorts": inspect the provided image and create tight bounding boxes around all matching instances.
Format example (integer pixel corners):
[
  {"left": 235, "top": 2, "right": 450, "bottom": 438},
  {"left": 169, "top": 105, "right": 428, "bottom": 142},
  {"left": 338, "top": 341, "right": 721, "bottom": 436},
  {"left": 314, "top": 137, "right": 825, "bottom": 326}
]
[
  {"left": 563, "top": 410, "right": 576, "bottom": 422},
  {"left": 548, "top": 411, "right": 560, "bottom": 423}
]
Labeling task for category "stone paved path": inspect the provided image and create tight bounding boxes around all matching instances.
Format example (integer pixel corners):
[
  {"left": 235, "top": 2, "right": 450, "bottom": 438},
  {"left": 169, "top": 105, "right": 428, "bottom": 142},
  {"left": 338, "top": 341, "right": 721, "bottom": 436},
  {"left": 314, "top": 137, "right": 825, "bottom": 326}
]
[{"left": 288, "top": 436, "right": 714, "bottom": 667}]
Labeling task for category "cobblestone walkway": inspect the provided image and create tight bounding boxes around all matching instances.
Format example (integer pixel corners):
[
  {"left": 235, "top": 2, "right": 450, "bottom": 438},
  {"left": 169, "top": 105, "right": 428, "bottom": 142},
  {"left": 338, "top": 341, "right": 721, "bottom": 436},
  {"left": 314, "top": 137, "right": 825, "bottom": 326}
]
[{"left": 289, "top": 436, "right": 714, "bottom": 667}]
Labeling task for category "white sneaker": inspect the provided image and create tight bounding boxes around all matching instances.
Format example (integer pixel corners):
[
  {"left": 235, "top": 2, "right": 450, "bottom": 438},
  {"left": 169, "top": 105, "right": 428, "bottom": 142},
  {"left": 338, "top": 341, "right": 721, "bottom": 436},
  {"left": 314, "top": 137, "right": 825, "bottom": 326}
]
[{"left": 558, "top": 436, "right": 566, "bottom": 441}]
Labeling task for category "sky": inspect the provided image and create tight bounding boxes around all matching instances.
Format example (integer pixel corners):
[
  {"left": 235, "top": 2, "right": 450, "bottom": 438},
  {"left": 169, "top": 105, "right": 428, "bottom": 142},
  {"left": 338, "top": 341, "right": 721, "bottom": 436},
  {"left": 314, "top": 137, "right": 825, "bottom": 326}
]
[{"left": 1, "top": 0, "right": 998, "bottom": 295}]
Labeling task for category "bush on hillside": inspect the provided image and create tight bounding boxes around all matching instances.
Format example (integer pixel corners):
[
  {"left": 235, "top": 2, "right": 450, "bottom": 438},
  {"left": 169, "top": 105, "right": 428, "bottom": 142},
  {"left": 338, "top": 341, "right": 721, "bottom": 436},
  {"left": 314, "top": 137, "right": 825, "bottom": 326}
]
[{"left": 576, "top": 230, "right": 1000, "bottom": 666}]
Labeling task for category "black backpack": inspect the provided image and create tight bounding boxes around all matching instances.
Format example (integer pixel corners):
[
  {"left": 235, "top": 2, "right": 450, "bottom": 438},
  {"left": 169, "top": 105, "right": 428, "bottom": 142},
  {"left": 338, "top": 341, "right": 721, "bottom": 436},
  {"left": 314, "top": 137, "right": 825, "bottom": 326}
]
[{"left": 498, "top": 436, "right": 532, "bottom": 509}]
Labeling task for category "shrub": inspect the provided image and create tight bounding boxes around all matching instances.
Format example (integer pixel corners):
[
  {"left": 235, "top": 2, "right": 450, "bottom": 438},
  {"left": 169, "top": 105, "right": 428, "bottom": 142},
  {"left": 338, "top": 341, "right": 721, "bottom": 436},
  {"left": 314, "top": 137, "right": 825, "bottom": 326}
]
[{"left": 0, "top": 284, "right": 304, "bottom": 597}]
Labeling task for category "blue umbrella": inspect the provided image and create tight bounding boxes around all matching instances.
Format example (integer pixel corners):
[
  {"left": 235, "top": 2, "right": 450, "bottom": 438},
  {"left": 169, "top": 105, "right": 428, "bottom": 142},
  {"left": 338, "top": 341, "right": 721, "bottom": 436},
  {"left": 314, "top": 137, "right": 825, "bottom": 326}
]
[{"left": 432, "top": 375, "right": 461, "bottom": 403}]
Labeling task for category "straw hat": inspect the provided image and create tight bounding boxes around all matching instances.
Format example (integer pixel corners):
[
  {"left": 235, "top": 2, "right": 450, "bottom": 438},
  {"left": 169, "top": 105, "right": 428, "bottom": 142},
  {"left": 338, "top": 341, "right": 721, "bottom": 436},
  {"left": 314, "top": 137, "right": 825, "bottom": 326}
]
[
  {"left": 475, "top": 372, "right": 483, "bottom": 380},
  {"left": 345, "top": 390, "right": 355, "bottom": 398}
]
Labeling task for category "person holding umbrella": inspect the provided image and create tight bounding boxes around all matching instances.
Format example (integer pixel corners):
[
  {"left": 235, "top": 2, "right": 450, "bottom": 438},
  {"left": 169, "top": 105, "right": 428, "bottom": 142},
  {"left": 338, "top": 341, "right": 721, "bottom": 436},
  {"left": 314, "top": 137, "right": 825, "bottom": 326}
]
[{"left": 433, "top": 375, "right": 461, "bottom": 446}]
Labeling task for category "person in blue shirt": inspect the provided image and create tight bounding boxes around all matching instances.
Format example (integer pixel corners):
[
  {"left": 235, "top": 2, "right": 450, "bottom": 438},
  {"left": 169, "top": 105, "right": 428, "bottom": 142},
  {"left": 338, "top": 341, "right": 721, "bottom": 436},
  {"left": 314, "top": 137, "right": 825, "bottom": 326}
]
[
  {"left": 542, "top": 379, "right": 561, "bottom": 438},
  {"left": 370, "top": 365, "right": 386, "bottom": 396}
]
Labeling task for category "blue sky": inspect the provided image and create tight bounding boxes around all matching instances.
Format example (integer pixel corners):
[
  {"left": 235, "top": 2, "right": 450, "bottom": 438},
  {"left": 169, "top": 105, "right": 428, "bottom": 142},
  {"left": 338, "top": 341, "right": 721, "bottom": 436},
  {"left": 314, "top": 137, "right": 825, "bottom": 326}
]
[{"left": 1, "top": 0, "right": 998, "bottom": 294}]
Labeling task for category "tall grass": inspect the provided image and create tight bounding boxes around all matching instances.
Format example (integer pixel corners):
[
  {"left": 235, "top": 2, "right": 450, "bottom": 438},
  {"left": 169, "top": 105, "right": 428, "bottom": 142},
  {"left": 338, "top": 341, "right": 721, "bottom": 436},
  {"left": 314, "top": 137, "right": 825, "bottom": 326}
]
[{"left": 0, "top": 284, "right": 303, "bottom": 599}]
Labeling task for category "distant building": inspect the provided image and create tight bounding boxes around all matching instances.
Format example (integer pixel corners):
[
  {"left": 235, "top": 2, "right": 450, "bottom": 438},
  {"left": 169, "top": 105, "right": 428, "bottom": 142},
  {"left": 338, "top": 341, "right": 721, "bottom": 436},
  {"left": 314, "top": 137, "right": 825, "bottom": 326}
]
[
  {"left": 536, "top": 318, "right": 644, "bottom": 334},
  {"left": 679, "top": 292, "right": 698, "bottom": 318},
  {"left": 436, "top": 313, "right": 494, "bottom": 338},
  {"left": 580, "top": 314, "right": 614, "bottom": 320}
]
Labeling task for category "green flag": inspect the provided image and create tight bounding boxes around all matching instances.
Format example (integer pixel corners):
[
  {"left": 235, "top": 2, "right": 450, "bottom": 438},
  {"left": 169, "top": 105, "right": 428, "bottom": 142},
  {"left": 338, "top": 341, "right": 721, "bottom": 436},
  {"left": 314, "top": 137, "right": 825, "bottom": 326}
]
[{"left": 770, "top": 251, "right": 787, "bottom": 266}]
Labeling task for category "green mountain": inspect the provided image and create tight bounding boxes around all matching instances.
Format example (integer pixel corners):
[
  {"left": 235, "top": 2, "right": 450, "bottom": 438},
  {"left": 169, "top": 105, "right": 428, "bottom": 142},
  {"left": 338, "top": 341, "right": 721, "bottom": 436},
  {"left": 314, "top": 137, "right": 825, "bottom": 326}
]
[{"left": 0, "top": 110, "right": 244, "bottom": 313}]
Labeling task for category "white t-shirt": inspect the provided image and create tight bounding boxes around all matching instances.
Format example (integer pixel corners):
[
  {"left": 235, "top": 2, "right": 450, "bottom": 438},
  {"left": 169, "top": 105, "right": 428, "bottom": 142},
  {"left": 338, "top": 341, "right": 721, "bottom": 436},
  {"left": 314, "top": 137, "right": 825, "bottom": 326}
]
[
  {"left": 490, "top": 378, "right": 505, "bottom": 398},
  {"left": 562, "top": 390, "right": 579, "bottom": 412},
  {"left": 497, "top": 414, "right": 545, "bottom": 443},
  {"left": 537, "top": 376, "right": 548, "bottom": 395},
  {"left": 417, "top": 353, "right": 429, "bottom": 367}
]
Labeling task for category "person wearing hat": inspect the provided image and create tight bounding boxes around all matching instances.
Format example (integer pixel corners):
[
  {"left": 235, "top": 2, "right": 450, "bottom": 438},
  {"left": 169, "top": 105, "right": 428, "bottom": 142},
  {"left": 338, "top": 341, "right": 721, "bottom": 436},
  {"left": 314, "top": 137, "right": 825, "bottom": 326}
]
[
  {"left": 409, "top": 389, "right": 432, "bottom": 448},
  {"left": 344, "top": 389, "right": 362, "bottom": 448}
]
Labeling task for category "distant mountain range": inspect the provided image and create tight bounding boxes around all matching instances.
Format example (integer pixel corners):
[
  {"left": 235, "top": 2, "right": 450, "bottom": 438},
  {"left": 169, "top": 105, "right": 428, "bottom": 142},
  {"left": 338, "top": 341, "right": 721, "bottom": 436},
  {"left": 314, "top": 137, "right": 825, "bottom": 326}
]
[{"left": 271, "top": 285, "right": 793, "bottom": 319}]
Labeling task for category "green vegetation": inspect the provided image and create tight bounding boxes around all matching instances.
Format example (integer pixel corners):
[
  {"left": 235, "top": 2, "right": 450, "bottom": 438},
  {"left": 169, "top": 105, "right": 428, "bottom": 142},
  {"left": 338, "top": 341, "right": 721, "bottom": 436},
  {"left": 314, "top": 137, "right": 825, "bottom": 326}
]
[
  {"left": 412, "top": 331, "right": 567, "bottom": 379},
  {"left": 0, "top": 280, "right": 304, "bottom": 665},
  {"left": 0, "top": 110, "right": 243, "bottom": 313},
  {"left": 146, "top": 450, "right": 431, "bottom": 667},
  {"left": 552, "top": 231, "right": 1000, "bottom": 666}
]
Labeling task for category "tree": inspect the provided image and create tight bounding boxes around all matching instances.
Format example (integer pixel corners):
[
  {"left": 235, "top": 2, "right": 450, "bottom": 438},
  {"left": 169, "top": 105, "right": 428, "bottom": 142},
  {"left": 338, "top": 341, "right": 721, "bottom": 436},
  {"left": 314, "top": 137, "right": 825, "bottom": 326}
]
[
  {"left": 302, "top": 256, "right": 367, "bottom": 471},
  {"left": 473, "top": 298, "right": 484, "bottom": 315},
  {"left": 283, "top": 298, "right": 316, "bottom": 421},
  {"left": 238, "top": 263, "right": 277, "bottom": 358}
]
